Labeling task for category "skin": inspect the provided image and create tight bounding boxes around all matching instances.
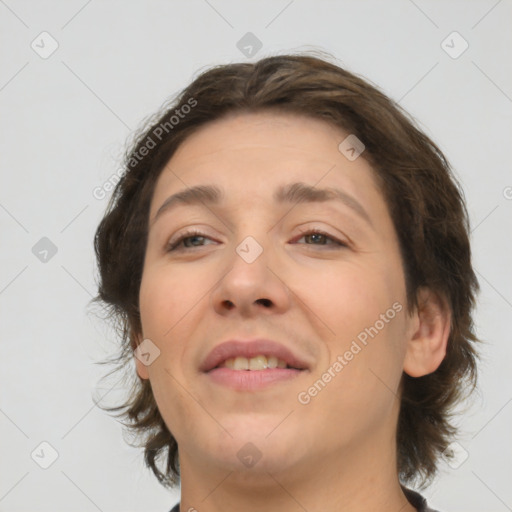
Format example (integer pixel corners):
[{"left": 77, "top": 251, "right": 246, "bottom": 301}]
[{"left": 133, "top": 111, "right": 451, "bottom": 512}]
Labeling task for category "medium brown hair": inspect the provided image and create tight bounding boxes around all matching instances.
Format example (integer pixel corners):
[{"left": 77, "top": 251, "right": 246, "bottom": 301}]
[{"left": 92, "top": 51, "right": 480, "bottom": 489}]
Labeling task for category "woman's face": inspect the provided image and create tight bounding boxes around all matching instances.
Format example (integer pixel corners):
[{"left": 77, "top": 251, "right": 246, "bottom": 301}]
[{"left": 134, "top": 111, "right": 417, "bottom": 477}]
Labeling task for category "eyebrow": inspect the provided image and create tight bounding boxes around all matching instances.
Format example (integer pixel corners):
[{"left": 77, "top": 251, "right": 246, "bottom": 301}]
[{"left": 150, "top": 182, "right": 373, "bottom": 228}]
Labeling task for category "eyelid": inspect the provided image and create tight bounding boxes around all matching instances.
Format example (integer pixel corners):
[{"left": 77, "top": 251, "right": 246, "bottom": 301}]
[{"left": 165, "top": 225, "right": 350, "bottom": 252}]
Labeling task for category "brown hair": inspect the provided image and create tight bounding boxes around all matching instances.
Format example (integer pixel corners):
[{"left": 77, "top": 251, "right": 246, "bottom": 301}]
[{"left": 91, "top": 51, "right": 480, "bottom": 489}]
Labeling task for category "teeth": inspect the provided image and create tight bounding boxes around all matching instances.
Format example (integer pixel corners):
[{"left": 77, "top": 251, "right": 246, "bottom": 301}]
[
  {"left": 249, "top": 355, "right": 267, "bottom": 370},
  {"left": 222, "top": 355, "right": 290, "bottom": 370},
  {"left": 233, "top": 357, "right": 249, "bottom": 370},
  {"left": 267, "top": 356, "right": 278, "bottom": 369}
]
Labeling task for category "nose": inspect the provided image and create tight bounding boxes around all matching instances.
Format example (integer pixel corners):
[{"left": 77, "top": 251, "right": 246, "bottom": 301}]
[{"left": 210, "top": 235, "right": 292, "bottom": 318}]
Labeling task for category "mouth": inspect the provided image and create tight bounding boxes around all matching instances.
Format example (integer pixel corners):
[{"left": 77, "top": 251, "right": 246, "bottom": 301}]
[
  {"left": 218, "top": 354, "right": 301, "bottom": 371},
  {"left": 200, "top": 339, "right": 310, "bottom": 391}
]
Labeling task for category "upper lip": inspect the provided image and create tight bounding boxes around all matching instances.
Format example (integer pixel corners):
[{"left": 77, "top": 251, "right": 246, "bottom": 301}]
[{"left": 200, "top": 339, "right": 310, "bottom": 372}]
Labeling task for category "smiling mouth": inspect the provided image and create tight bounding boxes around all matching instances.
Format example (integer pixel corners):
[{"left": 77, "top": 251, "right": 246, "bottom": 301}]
[
  {"left": 206, "top": 354, "right": 306, "bottom": 391},
  {"left": 217, "top": 355, "right": 300, "bottom": 371},
  {"left": 206, "top": 364, "right": 304, "bottom": 390}
]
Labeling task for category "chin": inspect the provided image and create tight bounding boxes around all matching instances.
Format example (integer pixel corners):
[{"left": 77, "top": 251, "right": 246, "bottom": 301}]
[
  {"left": 220, "top": 412, "right": 296, "bottom": 442},
  {"left": 204, "top": 422, "right": 301, "bottom": 468},
  {"left": 209, "top": 443, "right": 301, "bottom": 482}
]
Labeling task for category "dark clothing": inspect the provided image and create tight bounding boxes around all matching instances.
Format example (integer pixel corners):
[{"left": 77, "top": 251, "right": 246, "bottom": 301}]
[
  {"left": 168, "top": 486, "right": 439, "bottom": 511},
  {"left": 403, "top": 487, "right": 440, "bottom": 511}
]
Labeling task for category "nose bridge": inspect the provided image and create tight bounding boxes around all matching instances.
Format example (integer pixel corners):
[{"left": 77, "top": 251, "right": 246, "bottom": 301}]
[
  {"left": 230, "top": 201, "right": 274, "bottom": 256},
  {"left": 228, "top": 234, "right": 271, "bottom": 282},
  {"left": 235, "top": 225, "right": 268, "bottom": 261},
  {"left": 210, "top": 215, "right": 291, "bottom": 315}
]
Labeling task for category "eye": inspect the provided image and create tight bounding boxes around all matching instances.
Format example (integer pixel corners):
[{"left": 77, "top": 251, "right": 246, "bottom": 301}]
[
  {"left": 166, "top": 229, "right": 216, "bottom": 252},
  {"left": 165, "top": 227, "right": 348, "bottom": 253},
  {"left": 293, "top": 228, "right": 348, "bottom": 249}
]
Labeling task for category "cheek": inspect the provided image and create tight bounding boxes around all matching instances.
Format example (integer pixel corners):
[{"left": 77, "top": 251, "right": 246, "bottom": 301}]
[
  {"left": 298, "top": 318, "right": 406, "bottom": 441},
  {"left": 138, "top": 264, "right": 206, "bottom": 338},
  {"left": 137, "top": 268, "right": 197, "bottom": 387},
  {"left": 293, "top": 262, "right": 396, "bottom": 341},
  {"left": 293, "top": 262, "right": 406, "bottom": 394}
]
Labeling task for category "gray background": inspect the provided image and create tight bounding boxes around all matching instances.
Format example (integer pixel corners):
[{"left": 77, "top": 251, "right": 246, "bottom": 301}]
[{"left": 1, "top": 1, "right": 511, "bottom": 511}]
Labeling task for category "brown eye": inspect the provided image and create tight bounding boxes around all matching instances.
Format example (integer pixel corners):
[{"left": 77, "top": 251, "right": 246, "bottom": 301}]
[{"left": 294, "top": 229, "right": 348, "bottom": 249}]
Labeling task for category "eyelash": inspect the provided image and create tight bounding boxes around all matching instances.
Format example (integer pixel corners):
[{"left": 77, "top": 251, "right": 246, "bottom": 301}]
[{"left": 165, "top": 228, "right": 348, "bottom": 252}]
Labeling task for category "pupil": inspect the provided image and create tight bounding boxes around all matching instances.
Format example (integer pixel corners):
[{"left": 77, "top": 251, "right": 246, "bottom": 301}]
[
  {"left": 308, "top": 234, "right": 324, "bottom": 244},
  {"left": 186, "top": 236, "right": 203, "bottom": 247}
]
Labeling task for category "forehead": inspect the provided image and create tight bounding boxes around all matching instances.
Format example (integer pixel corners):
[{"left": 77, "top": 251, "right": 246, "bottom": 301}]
[
  {"left": 150, "top": 111, "right": 382, "bottom": 215},
  {"left": 173, "top": 111, "right": 344, "bottom": 160}
]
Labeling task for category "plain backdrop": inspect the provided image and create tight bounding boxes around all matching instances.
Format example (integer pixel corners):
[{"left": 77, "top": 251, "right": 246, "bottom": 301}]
[{"left": 1, "top": 1, "right": 511, "bottom": 511}]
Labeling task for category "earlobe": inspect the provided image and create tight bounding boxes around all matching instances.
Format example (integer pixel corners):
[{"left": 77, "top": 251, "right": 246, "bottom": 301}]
[
  {"left": 403, "top": 287, "right": 451, "bottom": 378},
  {"left": 131, "top": 331, "right": 150, "bottom": 380}
]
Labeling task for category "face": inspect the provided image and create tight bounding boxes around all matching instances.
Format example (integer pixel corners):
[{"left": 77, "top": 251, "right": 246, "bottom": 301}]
[{"left": 134, "top": 111, "right": 416, "bottom": 479}]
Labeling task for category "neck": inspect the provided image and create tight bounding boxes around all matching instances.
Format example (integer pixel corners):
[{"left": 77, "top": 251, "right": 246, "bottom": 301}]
[{"left": 177, "top": 432, "right": 417, "bottom": 512}]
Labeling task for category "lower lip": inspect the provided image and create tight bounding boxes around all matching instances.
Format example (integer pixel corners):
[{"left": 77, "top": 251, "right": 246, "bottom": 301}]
[{"left": 205, "top": 367, "right": 304, "bottom": 390}]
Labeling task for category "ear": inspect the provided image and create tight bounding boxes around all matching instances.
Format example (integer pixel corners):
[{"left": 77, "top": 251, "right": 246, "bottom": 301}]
[
  {"left": 403, "top": 287, "right": 451, "bottom": 377},
  {"left": 131, "top": 330, "right": 150, "bottom": 380}
]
